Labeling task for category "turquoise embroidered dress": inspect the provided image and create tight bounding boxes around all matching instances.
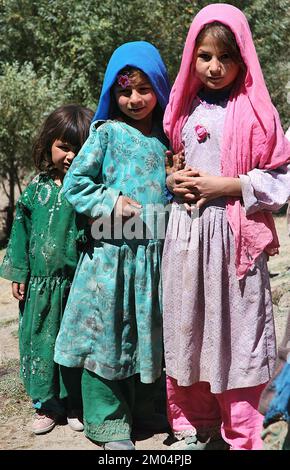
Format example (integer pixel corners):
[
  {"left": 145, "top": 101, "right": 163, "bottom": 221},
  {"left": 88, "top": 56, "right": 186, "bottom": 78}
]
[
  {"left": 0, "top": 174, "right": 84, "bottom": 403},
  {"left": 54, "top": 120, "right": 168, "bottom": 383}
]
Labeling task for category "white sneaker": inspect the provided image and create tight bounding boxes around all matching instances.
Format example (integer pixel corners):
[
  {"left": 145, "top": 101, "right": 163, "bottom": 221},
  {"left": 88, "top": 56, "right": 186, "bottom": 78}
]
[
  {"left": 67, "top": 410, "right": 84, "bottom": 432},
  {"left": 103, "top": 440, "right": 135, "bottom": 450}
]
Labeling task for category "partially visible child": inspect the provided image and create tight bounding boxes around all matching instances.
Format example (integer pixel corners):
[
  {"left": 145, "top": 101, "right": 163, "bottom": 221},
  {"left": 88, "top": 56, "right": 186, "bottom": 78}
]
[
  {"left": 259, "top": 313, "right": 290, "bottom": 450},
  {"left": 162, "top": 4, "right": 290, "bottom": 450},
  {"left": 54, "top": 41, "right": 171, "bottom": 450},
  {"left": 259, "top": 122, "right": 290, "bottom": 449},
  {"left": 0, "top": 104, "right": 94, "bottom": 434}
]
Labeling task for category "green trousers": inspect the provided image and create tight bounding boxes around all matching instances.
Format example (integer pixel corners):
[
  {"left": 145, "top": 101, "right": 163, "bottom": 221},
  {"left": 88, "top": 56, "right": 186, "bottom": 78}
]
[{"left": 82, "top": 370, "right": 162, "bottom": 442}]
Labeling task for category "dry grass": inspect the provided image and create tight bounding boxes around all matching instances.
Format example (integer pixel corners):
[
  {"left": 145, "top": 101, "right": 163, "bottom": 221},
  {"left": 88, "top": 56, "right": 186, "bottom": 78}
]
[
  {"left": 0, "top": 318, "right": 17, "bottom": 328},
  {"left": 271, "top": 285, "right": 286, "bottom": 306},
  {"left": 0, "top": 359, "right": 32, "bottom": 421}
]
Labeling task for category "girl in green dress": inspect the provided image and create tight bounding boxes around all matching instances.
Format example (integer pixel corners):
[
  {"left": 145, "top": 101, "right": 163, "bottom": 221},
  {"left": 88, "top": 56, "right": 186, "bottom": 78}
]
[
  {"left": 54, "top": 42, "right": 172, "bottom": 450},
  {"left": 0, "top": 104, "right": 93, "bottom": 435}
]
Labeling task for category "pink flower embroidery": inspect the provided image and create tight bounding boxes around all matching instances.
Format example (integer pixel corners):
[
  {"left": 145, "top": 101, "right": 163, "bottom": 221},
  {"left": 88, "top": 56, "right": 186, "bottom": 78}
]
[
  {"left": 117, "top": 74, "right": 131, "bottom": 89},
  {"left": 194, "top": 124, "right": 209, "bottom": 142}
]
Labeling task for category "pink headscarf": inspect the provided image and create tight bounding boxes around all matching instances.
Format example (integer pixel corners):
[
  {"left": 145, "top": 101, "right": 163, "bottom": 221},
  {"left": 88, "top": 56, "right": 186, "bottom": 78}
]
[{"left": 164, "top": 3, "right": 290, "bottom": 279}]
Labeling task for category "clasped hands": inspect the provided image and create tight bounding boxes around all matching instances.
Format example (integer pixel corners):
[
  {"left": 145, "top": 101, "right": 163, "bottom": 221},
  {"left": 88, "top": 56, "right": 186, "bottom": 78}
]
[
  {"left": 165, "top": 149, "right": 214, "bottom": 209},
  {"left": 166, "top": 167, "right": 242, "bottom": 210},
  {"left": 115, "top": 150, "right": 241, "bottom": 216}
]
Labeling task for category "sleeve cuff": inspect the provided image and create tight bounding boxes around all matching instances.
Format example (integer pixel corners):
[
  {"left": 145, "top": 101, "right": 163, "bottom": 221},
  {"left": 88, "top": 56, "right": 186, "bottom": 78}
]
[
  {"left": 0, "top": 265, "right": 29, "bottom": 284},
  {"left": 239, "top": 174, "right": 260, "bottom": 215}
]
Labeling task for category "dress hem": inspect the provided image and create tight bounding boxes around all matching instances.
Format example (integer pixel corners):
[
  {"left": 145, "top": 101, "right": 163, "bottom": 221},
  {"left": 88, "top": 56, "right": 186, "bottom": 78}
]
[
  {"left": 54, "top": 351, "right": 161, "bottom": 384},
  {"left": 166, "top": 367, "right": 272, "bottom": 394}
]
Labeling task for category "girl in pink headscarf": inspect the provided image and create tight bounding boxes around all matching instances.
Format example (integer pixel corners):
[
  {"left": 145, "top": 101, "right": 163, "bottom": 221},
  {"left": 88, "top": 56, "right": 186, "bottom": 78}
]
[{"left": 162, "top": 3, "right": 290, "bottom": 450}]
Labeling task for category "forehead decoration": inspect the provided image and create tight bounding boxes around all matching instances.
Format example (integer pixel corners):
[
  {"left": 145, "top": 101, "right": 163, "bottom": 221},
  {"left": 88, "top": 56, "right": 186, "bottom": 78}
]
[
  {"left": 92, "top": 41, "right": 170, "bottom": 122},
  {"left": 117, "top": 74, "right": 131, "bottom": 89}
]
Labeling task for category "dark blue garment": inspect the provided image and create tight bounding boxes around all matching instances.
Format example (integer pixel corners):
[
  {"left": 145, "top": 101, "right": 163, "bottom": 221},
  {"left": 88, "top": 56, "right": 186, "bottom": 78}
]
[
  {"left": 264, "top": 362, "right": 290, "bottom": 425},
  {"left": 165, "top": 187, "right": 174, "bottom": 202},
  {"left": 92, "top": 41, "right": 170, "bottom": 122}
]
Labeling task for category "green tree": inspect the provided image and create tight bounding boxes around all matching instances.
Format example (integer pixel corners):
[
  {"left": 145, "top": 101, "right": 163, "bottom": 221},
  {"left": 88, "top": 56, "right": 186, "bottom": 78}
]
[
  {"left": 0, "top": 0, "right": 289, "bottom": 240},
  {"left": 0, "top": 61, "right": 70, "bottom": 237},
  {"left": 1, "top": 0, "right": 289, "bottom": 122},
  {"left": 243, "top": 0, "right": 290, "bottom": 130}
]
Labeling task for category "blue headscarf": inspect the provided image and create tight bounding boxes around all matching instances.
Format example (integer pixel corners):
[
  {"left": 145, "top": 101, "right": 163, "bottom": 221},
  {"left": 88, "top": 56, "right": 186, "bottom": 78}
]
[{"left": 92, "top": 41, "right": 170, "bottom": 122}]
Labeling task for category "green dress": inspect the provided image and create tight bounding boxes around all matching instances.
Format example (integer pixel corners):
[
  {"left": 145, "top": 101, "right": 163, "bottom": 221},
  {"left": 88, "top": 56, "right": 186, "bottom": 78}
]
[
  {"left": 0, "top": 173, "right": 85, "bottom": 405},
  {"left": 54, "top": 121, "right": 168, "bottom": 384}
]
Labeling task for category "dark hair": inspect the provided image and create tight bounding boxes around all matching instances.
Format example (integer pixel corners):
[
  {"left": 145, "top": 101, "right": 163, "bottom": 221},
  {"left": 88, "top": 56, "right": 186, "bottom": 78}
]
[
  {"left": 196, "top": 21, "right": 245, "bottom": 71},
  {"left": 33, "top": 104, "right": 94, "bottom": 173}
]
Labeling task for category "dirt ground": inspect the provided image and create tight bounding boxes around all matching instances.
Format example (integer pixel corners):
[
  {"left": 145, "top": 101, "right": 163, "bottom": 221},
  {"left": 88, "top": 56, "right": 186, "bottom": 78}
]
[{"left": 0, "top": 214, "right": 290, "bottom": 451}]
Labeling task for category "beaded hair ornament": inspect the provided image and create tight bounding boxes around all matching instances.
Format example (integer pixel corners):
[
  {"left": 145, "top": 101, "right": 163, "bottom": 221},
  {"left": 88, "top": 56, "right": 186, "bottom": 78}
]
[{"left": 117, "top": 74, "right": 131, "bottom": 89}]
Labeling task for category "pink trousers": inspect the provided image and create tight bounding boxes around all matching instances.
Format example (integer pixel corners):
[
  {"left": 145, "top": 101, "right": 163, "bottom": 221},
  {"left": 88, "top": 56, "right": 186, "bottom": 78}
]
[{"left": 167, "top": 377, "right": 265, "bottom": 450}]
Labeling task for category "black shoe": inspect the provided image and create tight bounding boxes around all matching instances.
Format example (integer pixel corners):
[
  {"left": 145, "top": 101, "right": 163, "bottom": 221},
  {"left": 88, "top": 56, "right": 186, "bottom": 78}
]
[{"left": 133, "top": 412, "right": 170, "bottom": 433}]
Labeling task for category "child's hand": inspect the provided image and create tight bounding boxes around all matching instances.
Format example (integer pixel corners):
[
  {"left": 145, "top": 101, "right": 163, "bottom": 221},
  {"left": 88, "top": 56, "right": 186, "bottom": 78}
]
[
  {"left": 115, "top": 196, "right": 142, "bottom": 218},
  {"left": 166, "top": 167, "right": 200, "bottom": 194},
  {"left": 12, "top": 282, "right": 25, "bottom": 301},
  {"left": 165, "top": 150, "right": 185, "bottom": 175},
  {"left": 174, "top": 173, "right": 242, "bottom": 208}
]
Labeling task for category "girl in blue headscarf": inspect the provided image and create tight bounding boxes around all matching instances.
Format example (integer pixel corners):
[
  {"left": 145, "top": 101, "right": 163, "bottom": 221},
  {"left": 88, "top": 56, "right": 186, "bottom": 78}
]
[{"left": 54, "top": 41, "right": 171, "bottom": 450}]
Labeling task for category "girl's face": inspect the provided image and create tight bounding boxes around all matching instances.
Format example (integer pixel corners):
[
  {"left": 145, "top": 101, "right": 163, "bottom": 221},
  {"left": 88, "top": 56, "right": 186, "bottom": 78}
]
[
  {"left": 114, "top": 73, "right": 157, "bottom": 125},
  {"left": 194, "top": 33, "right": 240, "bottom": 91},
  {"left": 51, "top": 139, "right": 76, "bottom": 177}
]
